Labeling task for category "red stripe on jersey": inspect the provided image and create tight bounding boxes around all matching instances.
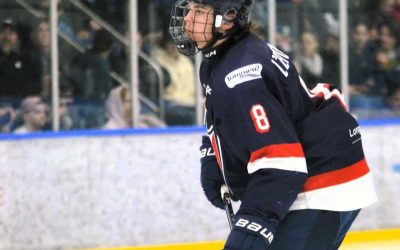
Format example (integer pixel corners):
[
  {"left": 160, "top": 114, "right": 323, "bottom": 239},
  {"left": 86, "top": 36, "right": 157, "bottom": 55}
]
[
  {"left": 302, "top": 158, "right": 370, "bottom": 192},
  {"left": 249, "top": 143, "right": 305, "bottom": 162},
  {"left": 210, "top": 133, "right": 222, "bottom": 170}
]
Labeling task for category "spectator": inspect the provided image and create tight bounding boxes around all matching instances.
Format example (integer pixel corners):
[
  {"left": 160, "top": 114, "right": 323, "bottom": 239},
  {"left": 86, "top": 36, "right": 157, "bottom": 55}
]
[
  {"left": 354, "top": 22, "right": 371, "bottom": 48},
  {"left": 321, "top": 33, "right": 340, "bottom": 85},
  {"left": 43, "top": 95, "right": 74, "bottom": 131},
  {"left": 14, "top": 96, "right": 47, "bottom": 134},
  {"left": 348, "top": 22, "right": 378, "bottom": 114},
  {"left": 152, "top": 33, "right": 196, "bottom": 125},
  {"left": 58, "top": 96, "right": 74, "bottom": 130},
  {"left": 390, "top": 0, "right": 400, "bottom": 22},
  {"left": 349, "top": 22, "right": 372, "bottom": 89},
  {"left": 103, "top": 85, "right": 165, "bottom": 129},
  {"left": 374, "top": 24, "right": 400, "bottom": 97},
  {"left": 110, "top": 31, "right": 160, "bottom": 104},
  {"left": 0, "top": 18, "right": 30, "bottom": 99},
  {"left": 68, "top": 29, "right": 115, "bottom": 128},
  {"left": 377, "top": 0, "right": 399, "bottom": 26},
  {"left": 77, "top": 18, "right": 102, "bottom": 49},
  {"left": 70, "top": 29, "right": 114, "bottom": 100},
  {"left": 297, "top": 31, "right": 323, "bottom": 86},
  {"left": 24, "top": 20, "right": 52, "bottom": 98},
  {"left": 0, "top": 102, "right": 15, "bottom": 133},
  {"left": 368, "top": 23, "right": 381, "bottom": 42},
  {"left": 350, "top": 23, "right": 400, "bottom": 117}
]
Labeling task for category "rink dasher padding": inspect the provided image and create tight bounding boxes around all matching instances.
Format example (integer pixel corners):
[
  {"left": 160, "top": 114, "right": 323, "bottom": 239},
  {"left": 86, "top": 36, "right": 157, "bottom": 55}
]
[
  {"left": 342, "top": 228, "right": 400, "bottom": 243},
  {"left": 81, "top": 240, "right": 225, "bottom": 250},
  {"left": 80, "top": 229, "right": 400, "bottom": 250},
  {"left": 0, "top": 120, "right": 399, "bottom": 250}
]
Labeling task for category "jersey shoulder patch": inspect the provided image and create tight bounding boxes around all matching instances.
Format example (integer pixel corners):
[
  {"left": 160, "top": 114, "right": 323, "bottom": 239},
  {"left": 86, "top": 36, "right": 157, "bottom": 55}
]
[{"left": 225, "top": 63, "right": 263, "bottom": 88}]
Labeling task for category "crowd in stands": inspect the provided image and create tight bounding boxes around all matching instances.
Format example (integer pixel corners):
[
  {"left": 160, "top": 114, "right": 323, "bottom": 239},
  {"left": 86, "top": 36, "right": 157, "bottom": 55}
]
[
  {"left": 0, "top": 0, "right": 188, "bottom": 133},
  {"left": 103, "top": 85, "right": 165, "bottom": 129},
  {"left": 262, "top": 0, "right": 400, "bottom": 118},
  {"left": 1, "top": 0, "right": 400, "bottom": 134}
]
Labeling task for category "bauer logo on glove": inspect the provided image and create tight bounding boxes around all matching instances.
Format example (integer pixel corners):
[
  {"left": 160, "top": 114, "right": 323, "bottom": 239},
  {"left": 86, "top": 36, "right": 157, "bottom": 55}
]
[{"left": 235, "top": 218, "right": 274, "bottom": 244}]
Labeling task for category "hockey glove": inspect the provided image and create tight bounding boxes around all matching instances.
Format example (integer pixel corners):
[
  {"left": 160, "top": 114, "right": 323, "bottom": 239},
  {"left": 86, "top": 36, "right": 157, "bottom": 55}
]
[
  {"left": 224, "top": 214, "right": 276, "bottom": 250},
  {"left": 200, "top": 135, "right": 225, "bottom": 210}
]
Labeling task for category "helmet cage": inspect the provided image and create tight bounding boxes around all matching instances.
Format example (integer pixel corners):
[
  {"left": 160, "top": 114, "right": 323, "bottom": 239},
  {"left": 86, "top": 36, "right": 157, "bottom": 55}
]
[
  {"left": 169, "top": 0, "right": 198, "bottom": 56},
  {"left": 169, "top": 0, "right": 253, "bottom": 56}
]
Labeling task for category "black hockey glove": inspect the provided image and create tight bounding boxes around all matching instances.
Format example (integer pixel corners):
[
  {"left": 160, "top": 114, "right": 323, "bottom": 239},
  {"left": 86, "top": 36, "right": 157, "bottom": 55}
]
[
  {"left": 200, "top": 135, "right": 225, "bottom": 210},
  {"left": 224, "top": 213, "right": 277, "bottom": 250}
]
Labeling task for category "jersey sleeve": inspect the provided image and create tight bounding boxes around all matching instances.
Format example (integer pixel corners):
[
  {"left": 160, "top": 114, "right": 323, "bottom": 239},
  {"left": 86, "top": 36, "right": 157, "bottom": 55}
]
[{"left": 231, "top": 64, "right": 308, "bottom": 221}]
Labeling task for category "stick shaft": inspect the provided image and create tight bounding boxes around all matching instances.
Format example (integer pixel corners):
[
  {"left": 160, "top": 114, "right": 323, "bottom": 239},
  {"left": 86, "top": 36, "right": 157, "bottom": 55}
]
[
  {"left": 221, "top": 185, "right": 235, "bottom": 230},
  {"left": 223, "top": 193, "right": 235, "bottom": 230}
]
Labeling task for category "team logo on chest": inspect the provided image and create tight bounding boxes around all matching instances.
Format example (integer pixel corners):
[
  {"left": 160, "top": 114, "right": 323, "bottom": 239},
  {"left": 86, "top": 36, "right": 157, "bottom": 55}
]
[
  {"left": 202, "top": 84, "right": 213, "bottom": 95},
  {"left": 225, "top": 63, "right": 263, "bottom": 88}
]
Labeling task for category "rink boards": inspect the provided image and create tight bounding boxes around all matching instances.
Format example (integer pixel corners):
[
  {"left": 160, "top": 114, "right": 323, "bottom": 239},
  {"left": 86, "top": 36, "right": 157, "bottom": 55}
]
[
  {"left": 0, "top": 120, "right": 399, "bottom": 250},
  {"left": 81, "top": 229, "right": 400, "bottom": 249}
]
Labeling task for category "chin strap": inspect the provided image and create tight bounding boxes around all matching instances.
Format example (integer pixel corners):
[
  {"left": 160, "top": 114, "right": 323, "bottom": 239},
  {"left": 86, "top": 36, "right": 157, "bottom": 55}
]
[{"left": 200, "top": 34, "right": 221, "bottom": 55}]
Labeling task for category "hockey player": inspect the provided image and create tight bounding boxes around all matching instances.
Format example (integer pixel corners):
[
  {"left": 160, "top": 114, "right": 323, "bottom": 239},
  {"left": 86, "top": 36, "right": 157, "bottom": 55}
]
[{"left": 169, "top": 0, "right": 377, "bottom": 249}]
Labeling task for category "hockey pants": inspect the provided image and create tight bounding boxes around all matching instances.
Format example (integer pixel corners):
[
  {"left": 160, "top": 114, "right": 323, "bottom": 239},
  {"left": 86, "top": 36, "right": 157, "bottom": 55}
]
[{"left": 269, "top": 209, "right": 360, "bottom": 250}]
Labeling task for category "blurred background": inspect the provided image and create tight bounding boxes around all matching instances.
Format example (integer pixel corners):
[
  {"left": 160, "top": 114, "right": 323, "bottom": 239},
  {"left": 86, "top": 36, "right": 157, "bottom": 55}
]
[
  {"left": 0, "top": 0, "right": 400, "bottom": 250},
  {"left": 1, "top": 0, "right": 400, "bottom": 134}
]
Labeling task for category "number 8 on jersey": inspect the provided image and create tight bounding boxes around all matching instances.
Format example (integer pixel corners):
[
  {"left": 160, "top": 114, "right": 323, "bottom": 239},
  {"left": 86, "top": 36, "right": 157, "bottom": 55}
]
[{"left": 250, "top": 104, "right": 270, "bottom": 133}]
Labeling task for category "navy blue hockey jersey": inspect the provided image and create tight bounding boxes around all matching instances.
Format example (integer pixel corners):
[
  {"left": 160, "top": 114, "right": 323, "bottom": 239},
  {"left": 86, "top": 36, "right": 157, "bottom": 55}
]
[{"left": 200, "top": 33, "right": 376, "bottom": 221}]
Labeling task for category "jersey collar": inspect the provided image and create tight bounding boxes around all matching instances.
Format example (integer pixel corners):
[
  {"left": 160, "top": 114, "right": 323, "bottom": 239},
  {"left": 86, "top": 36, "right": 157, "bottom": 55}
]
[{"left": 202, "top": 37, "right": 236, "bottom": 59}]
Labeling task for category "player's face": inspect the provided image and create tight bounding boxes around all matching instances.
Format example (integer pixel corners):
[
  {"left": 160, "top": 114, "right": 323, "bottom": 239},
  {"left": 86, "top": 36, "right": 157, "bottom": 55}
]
[{"left": 184, "top": 2, "right": 214, "bottom": 49}]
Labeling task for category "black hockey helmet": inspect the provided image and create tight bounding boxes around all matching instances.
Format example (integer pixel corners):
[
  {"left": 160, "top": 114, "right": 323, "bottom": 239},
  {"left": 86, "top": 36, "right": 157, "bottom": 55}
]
[
  {"left": 193, "top": 0, "right": 254, "bottom": 28},
  {"left": 169, "top": 0, "right": 254, "bottom": 56}
]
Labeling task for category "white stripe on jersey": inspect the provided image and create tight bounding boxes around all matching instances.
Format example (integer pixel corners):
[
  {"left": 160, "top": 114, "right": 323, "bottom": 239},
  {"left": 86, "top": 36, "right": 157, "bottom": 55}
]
[
  {"left": 289, "top": 172, "right": 377, "bottom": 211},
  {"left": 247, "top": 157, "right": 308, "bottom": 174}
]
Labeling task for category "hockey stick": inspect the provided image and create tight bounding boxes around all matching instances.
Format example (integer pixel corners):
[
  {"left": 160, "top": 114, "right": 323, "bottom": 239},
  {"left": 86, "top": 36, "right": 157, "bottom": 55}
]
[{"left": 220, "top": 184, "right": 235, "bottom": 230}]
